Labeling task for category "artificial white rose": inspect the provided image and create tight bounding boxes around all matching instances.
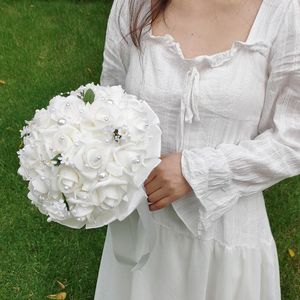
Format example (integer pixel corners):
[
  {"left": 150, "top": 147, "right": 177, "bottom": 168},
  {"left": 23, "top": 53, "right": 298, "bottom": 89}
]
[
  {"left": 51, "top": 125, "right": 81, "bottom": 153},
  {"left": 112, "top": 147, "right": 143, "bottom": 176},
  {"left": 29, "top": 176, "right": 50, "bottom": 195},
  {"left": 82, "top": 141, "right": 109, "bottom": 169},
  {"left": 69, "top": 140, "right": 111, "bottom": 181},
  {"left": 90, "top": 99, "right": 121, "bottom": 125},
  {"left": 102, "top": 85, "right": 125, "bottom": 106},
  {"left": 57, "top": 166, "right": 81, "bottom": 194},
  {"left": 79, "top": 104, "right": 120, "bottom": 140},
  {"left": 91, "top": 180, "right": 126, "bottom": 211},
  {"left": 32, "top": 108, "right": 53, "bottom": 129},
  {"left": 49, "top": 94, "right": 85, "bottom": 125},
  {"left": 17, "top": 144, "right": 40, "bottom": 170}
]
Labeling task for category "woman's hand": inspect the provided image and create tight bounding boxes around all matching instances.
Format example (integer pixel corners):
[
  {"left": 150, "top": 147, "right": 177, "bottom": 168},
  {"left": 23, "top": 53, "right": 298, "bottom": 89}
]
[{"left": 144, "top": 152, "right": 193, "bottom": 211}]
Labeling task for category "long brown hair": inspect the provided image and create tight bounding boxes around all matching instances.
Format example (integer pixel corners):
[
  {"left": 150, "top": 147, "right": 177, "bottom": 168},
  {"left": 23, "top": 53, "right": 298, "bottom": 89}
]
[{"left": 118, "top": 0, "right": 171, "bottom": 49}]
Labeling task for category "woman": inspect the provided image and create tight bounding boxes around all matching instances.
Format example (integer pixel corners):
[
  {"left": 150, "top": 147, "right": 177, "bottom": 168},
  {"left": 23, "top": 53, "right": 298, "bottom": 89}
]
[{"left": 94, "top": 0, "right": 300, "bottom": 299}]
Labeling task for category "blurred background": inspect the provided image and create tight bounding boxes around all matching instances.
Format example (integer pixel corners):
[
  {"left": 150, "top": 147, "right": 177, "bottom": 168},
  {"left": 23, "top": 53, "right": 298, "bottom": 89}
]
[{"left": 0, "top": 0, "right": 299, "bottom": 299}]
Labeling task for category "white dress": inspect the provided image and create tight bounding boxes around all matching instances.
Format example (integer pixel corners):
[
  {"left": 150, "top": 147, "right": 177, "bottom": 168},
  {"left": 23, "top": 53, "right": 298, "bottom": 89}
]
[{"left": 94, "top": 0, "right": 300, "bottom": 299}]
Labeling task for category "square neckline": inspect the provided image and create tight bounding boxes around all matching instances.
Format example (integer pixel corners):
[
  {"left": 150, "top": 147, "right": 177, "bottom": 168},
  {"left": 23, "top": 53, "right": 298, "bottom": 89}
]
[{"left": 145, "top": 0, "right": 268, "bottom": 61}]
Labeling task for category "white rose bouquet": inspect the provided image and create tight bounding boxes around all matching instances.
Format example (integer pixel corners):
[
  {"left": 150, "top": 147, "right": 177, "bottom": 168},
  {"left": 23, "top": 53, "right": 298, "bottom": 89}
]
[{"left": 17, "top": 83, "right": 162, "bottom": 229}]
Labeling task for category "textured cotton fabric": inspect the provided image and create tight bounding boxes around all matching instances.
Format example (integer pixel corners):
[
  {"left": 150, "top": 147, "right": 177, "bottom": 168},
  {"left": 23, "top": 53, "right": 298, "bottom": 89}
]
[{"left": 94, "top": 0, "right": 300, "bottom": 299}]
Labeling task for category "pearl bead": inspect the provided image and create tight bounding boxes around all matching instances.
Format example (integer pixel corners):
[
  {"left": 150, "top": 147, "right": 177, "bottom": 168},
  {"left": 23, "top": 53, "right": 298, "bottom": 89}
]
[
  {"left": 64, "top": 185, "right": 69, "bottom": 190},
  {"left": 132, "top": 157, "right": 140, "bottom": 164},
  {"left": 98, "top": 172, "right": 107, "bottom": 178},
  {"left": 96, "top": 155, "right": 102, "bottom": 160},
  {"left": 107, "top": 99, "right": 113, "bottom": 104},
  {"left": 59, "top": 135, "right": 65, "bottom": 140},
  {"left": 66, "top": 102, "right": 70, "bottom": 107},
  {"left": 57, "top": 118, "right": 66, "bottom": 126},
  {"left": 97, "top": 172, "right": 108, "bottom": 181}
]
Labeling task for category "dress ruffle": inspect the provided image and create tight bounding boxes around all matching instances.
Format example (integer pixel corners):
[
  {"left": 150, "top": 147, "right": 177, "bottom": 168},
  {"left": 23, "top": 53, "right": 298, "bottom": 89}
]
[
  {"left": 94, "top": 222, "right": 281, "bottom": 300},
  {"left": 144, "top": 27, "right": 271, "bottom": 68}
]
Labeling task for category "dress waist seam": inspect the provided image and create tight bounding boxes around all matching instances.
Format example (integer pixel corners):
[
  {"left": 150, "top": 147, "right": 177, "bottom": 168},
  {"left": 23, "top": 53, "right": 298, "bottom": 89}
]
[{"left": 152, "top": 219, "right": 275, "bottom": 249}]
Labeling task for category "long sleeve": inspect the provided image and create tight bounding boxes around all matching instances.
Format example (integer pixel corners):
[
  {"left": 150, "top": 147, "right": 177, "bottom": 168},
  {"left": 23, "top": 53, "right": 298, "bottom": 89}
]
[
  {"left": 99, "top": 0, "right": 130, "bottom": 88},
  {"left": 179, "top": 0, "right": 300, "bottom": 234}
]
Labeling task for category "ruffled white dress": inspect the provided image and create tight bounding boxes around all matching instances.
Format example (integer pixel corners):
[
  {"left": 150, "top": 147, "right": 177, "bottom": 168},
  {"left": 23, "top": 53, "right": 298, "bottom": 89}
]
[{"left": 94, "top": 0, "right": 300, "bottom": 299}]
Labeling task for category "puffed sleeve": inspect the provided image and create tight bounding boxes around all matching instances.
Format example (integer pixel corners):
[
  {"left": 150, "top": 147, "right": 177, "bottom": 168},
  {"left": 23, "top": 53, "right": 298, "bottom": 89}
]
[
  {"left": 99, "top": 0, "right": 130, "bottom": 88},
  {"left": 177, "top": 0, "right": 300, "bottom": 234}
]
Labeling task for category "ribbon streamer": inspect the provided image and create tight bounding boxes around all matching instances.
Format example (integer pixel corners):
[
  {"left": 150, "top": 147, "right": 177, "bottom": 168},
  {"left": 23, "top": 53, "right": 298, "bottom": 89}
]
[
  {"left": 109, "top": 191, "right": 157, "bottom": 272},
  {"left": 176, "top": 66, "right": 201, "bottom": 152}
]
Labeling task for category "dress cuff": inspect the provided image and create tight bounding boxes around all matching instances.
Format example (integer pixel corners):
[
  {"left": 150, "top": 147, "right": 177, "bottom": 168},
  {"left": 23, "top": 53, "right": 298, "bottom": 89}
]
[{"left": 180, "top": 147, "right": 235, "bottom": 232}]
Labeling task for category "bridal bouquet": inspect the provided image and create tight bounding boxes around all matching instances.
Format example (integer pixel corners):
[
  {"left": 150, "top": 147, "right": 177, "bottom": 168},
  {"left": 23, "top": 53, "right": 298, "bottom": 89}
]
[{"left": 16, "top": 83, "right": 162, "bottom": 229}]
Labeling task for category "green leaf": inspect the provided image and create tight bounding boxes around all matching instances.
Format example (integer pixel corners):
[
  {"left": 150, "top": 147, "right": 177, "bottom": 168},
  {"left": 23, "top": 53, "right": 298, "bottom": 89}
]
[
  {"left": 83, "top": 88, "right": 95, "bottom": 103},
  {"left": 62, "top": 193, "right": 70, "bottom": 211},
  {"left": 51, "top": 153, "right": 62, "bottom": 166},
  {"left": 18, "top": 139, "right": 24, "bottom": 149}
]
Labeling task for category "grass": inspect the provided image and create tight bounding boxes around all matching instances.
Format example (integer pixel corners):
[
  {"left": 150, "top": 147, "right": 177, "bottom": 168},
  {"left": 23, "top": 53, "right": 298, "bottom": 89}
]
[{"left": 0, "top": 0, "right": 299, "bottom": 299}]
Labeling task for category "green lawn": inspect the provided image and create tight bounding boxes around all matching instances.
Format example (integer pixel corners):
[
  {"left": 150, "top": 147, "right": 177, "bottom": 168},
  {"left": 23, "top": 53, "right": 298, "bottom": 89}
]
[
  {"left": 0, "top": 0, "right": 299, "bottom": 299},
  {"left": 0, "top": 1, "right": 111, "bottom": 299}
]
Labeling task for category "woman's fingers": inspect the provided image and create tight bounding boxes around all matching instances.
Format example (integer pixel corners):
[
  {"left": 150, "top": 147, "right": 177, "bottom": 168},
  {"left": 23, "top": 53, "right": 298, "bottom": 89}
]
[
  {"left": 144, "top": 168, "right": 157, "bottom": 186},
  {"left": 147, "top": 188, "right": 168, "bottom": 204},
  {"left": 144, "top": 176, "right": 161, "bottom": 195},
  {"left": 149, "top": 196, "right": 172, "bottom": 211}
]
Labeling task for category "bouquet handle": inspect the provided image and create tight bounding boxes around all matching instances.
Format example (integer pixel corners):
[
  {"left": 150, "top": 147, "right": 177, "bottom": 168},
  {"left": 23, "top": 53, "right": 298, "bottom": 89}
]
[{"left": 109, "top": 194, "right": 157, "bottom": 272}]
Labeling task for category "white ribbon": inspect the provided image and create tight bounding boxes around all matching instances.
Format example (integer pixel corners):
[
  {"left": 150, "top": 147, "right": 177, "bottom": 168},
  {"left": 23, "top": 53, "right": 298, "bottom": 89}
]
[
  {"left": 108, "top": 188, "right": 157, "bottom": 272},
  {"left": 176, "top": 66, "right": 201, "bottom": 152}
]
